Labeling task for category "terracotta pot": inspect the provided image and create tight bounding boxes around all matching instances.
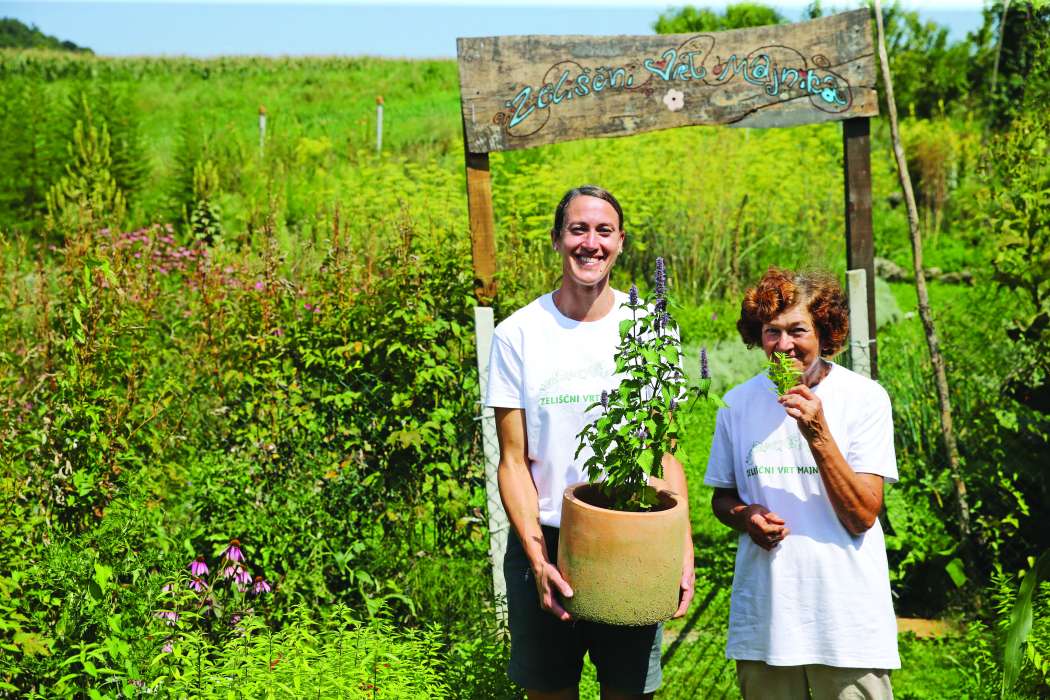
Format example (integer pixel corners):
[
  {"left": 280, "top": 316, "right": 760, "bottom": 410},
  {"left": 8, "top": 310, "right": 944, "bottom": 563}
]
[{"left": 557, "top": 482, "right": 686, "bottom": 626}]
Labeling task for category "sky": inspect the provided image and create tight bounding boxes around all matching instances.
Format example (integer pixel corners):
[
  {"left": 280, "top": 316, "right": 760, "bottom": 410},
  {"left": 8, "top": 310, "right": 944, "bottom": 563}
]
[{"left": 1, "top": 0, "right": 988, "bottom": 58}]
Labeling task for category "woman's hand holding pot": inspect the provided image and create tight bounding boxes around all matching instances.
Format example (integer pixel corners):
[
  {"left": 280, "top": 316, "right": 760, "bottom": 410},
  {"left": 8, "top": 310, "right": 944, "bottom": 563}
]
[{"left": 533, "top": 561, "right": 574, "bottom": 621}]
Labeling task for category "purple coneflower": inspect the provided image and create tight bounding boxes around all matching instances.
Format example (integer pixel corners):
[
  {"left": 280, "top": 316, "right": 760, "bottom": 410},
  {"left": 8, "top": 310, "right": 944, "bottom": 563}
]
[
  {"left": 189, "top": 577, "right": 207, "bottom": 593},
  {"left": 234, "top": 565, "right": 252, "bottom": 591},
  {"left": 700, "top": 346, "right": 710, "bottom": 380},
  {"left": 252, "top": 576, "right": 272, "bottom": 595},
  {"left": 190, "top": 555, "right": 208, "bottom": 577},
  {"left": 154, "top": 610, "right": 179, "bottom": 627},
  {"left": 222, "top": 539, "right": 244, "bottom": 563},
  {"left": 223, "top": 565, "right": 237, "bottom": 580},
  {"left": 162, "top": 641, "right": 174, "bottom": 654}
]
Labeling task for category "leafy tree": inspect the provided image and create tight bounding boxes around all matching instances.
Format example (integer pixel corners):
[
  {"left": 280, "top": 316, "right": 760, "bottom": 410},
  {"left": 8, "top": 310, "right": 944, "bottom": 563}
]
[
  {"left": 0, "top": 77, "right": 68, "bottom": 230},
  {"left": 653, "top": 3, "right": 785, "bottom": 33},
  {"left": 975, "top": 0, "right": 1050, "bottom": 127},
  {"left": 63, "top": 89, "right": 147, "bottom": 206},
  {"left": 0, "top": 17, "right": 91, "bottom": 52},
  {"left": 45, "top": 120, "right": 127, "bottom": 236},
  {"left": 983, "top": 56, "right": 1050, "bottom": 414},
  {"left": 870, "top": 1, "right": 976, "bottom": 118}
]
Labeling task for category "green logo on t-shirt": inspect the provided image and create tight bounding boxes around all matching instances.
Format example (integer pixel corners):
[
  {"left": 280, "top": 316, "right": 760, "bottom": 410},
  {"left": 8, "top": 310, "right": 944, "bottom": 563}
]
[{"left": 744, "top": 434, "right": 817, "bottom": 478}]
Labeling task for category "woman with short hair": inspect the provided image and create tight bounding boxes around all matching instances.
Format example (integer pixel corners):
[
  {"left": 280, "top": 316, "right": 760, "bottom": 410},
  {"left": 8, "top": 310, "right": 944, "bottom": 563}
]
[
  {"left": 705, "top": 267, "right": 899, "bottom": 699},
  {"left": 487, "top": 185, "right": 695, "bottom": 699}
]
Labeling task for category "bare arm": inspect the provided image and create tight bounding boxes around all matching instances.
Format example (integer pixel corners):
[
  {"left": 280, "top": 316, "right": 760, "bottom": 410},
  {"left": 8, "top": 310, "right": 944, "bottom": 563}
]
[
  {"left": 494, "top": 407, "right": 573, "bottom": 620},
  {"left": 780, "top": 385, "right": 884, "bottom": 535},
  {"left": 711, "top": 487, "right": 790, "bottom": 550}
]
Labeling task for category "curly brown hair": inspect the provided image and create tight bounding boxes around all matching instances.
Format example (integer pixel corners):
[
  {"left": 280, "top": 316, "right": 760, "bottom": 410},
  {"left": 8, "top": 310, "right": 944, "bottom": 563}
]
[{"left": 736, "top": 267, "right": 849, "bottom": 356}]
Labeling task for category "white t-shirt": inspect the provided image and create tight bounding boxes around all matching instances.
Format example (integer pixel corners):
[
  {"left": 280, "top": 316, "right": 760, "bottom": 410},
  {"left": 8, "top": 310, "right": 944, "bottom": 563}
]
[
  {"left": 486, "top": 290, "right": 630, "bottom": 528},
  {"left": 704, "top": 363, "right": 901, "bottom": 669}
]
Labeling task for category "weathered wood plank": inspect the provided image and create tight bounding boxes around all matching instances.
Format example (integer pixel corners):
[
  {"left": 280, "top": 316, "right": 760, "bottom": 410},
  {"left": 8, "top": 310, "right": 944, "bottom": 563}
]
[
  {"left": 842, "top": 116, "right": 878, "bottom": 377},
  {"left": 458, "top": 9, "right": 877, "bottom": 153},
  {"left": 465, "top": 150, "right": 498, "bottom": 303}
]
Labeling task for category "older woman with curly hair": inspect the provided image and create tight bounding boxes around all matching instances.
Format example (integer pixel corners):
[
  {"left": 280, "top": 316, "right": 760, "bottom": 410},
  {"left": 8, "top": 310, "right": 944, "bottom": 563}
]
[{"left": 704, "top": 267, "right": 899, "bottom": 700}]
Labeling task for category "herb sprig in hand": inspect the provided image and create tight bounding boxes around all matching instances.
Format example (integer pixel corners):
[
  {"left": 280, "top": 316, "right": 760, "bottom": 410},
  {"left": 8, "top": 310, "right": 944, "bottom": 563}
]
[{"left": 767, "top": 351, "right": 803, "bottom": 396}]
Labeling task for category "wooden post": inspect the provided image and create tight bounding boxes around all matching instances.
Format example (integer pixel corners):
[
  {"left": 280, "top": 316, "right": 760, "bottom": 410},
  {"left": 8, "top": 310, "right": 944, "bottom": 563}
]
[
  {"left": 846, "top": 268, "right": 872, "bottom": 378},
  {"left": 464, "top": 150, "right": 498, "bottom": 304},
  {"left": 474, "top": 306, "right": 508, "bottom": 627},
  {"left": 842, "top": 117, "right": 878, "bottom": 378},
  {"left": 376, "top": 96, "right": 384, "bottom": 154},
  {"left": 258, "top": 105, "right": 266, "bottom": 155}
]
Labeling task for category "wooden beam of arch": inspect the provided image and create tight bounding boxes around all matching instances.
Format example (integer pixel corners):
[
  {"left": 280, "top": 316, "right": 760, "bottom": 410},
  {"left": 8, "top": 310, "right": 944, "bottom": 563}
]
[{"left": 458, "top": 9, "right": 877, "bottom": 154}]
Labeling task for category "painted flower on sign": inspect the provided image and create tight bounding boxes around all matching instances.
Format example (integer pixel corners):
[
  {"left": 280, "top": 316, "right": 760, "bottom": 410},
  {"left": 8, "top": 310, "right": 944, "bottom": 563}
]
[{"left": 663, "top": 89, "right": 685, "bottom": 112}]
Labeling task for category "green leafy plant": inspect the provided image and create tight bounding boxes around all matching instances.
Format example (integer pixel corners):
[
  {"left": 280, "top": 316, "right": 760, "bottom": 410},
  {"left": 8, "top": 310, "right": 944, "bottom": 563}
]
[
  {"left": 1002, "top": 549, "right": 1050, "bottom": 696},
  {"left": 766, "top": 351, "right": 802, "bottom": 396},
  {"left": 576, "top": 258, "right": 721, "bottom": 512}
]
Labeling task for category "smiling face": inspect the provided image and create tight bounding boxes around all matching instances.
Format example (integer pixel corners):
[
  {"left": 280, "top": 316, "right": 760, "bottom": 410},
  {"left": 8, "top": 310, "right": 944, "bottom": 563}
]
[
  {"left": 553, "top": 195, "right": 625, "bottom": 290},
  {"left": 760, "top": 304, "right": 824, "bottom": 374}
]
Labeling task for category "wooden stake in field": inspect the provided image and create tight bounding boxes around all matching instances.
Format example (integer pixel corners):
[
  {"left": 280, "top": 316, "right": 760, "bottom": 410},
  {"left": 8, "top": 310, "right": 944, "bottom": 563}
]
[
  {"left": 376, "top": 95, "right": 384, "bottom": 154},
  {"left": 258, "top": 104, "right": 266, "bottom": 154},
  {"left": 872, "top": 0, "right": 973, "bottom": 549}
]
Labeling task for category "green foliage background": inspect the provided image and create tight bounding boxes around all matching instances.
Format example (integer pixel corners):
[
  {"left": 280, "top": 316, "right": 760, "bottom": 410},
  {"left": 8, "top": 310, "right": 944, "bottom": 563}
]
[{"left": 1, "top": 3, "right": 1050, "bottom": 697}]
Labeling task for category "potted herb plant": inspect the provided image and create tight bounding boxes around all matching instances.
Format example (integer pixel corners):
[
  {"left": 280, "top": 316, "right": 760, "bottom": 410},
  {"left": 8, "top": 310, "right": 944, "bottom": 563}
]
[{"left": 557, "top": 257, "right": 722, "bottom": 625}]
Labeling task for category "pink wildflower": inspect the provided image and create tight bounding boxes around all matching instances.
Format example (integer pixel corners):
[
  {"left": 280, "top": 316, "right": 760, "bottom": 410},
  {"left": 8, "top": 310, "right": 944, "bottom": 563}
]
[
  {"left": 252, "top": 576, "right": 272, "bottom": 595},
  {"left": 234, "top": 565, "right": 252, "bottom": 591},
  {"left": 222, "top": 539, "right": 244, "bottom": 563},
  {"left": 154, "top": 610, "right": 178, "bottom": 627}
]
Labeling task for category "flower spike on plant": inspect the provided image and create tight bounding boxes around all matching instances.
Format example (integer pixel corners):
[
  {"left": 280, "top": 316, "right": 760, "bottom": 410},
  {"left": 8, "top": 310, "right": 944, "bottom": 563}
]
[{"left": 576, "top": 257, "right": 725, "bottom": 512}]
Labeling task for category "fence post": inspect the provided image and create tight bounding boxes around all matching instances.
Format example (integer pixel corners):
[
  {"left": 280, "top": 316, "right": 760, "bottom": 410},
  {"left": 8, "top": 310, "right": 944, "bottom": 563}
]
[
  {"left": 474, "top": 306, "right": 508, "bottom": 628},
  {"left": 842, "top": 117, "right": 878, "bottom": 378},
  {"left": 376, "top": 96, "right": 384, "bottom": 154},
  {"left": 847, "top": 268, "right": 872, "bottom": 378},
  {"left": 258, "top": 105, "right": 266, "bottom": 155}
]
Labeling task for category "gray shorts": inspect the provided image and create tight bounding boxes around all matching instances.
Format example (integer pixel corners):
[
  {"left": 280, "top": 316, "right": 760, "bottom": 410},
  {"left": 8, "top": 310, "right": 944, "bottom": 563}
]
[
  {"left": 736, "top": 660, "right": 893, "bottom": 700},
  {"left": 504, "top": 526, "right": 663, "bottom": 694}
]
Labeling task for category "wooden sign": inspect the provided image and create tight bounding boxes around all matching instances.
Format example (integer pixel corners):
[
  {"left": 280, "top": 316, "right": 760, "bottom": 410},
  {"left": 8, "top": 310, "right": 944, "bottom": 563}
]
[{"left": 457, "top": 9, "right": 877, "bottom": 153}]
